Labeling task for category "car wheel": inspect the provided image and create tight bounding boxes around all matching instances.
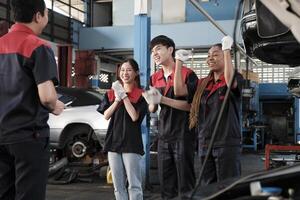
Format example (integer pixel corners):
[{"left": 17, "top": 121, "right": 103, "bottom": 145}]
[{"left": 63, "top": 126, "right": 100, "bottom": 163}]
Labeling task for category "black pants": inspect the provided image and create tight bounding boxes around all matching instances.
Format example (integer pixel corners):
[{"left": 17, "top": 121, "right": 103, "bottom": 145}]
[
  {"left": 0, "top": 137, "right": 49, "bottom": 200},
  {"left": 199, "top": 146, "right": 241, "bottom": 185},
  {"left": 157, "top": 139, "right": 195, "bottom": 200}
]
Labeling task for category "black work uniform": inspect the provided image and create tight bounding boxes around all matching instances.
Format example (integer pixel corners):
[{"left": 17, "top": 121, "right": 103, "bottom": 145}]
[
  {"left": 190, "top": 73, "right": 244, "bottom": 185},
  {"left": 150, "top": 66, "right": 198, "bottom": 199},
  {"left": 0, "top": 24, "right": 58, "bottom": 200},
  {"left": 97, "top": 88, "right": 147, "bottom": 156}
]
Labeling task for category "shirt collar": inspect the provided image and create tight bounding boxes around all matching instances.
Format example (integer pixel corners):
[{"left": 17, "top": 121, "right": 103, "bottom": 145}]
[
  {"left": 209, "top": 73, "right": 225, "bottom": 83},
  {"left": 156, "top": 69, "right": 165, "bottom": 80},
  {"left": 157, "top": 64, "right": 176, "bottom": 80},
  {"left": 10, "top": 23, "right": 35, "bottom": 35}
]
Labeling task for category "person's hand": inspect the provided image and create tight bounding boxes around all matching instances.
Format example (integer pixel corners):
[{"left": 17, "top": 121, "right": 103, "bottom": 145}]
[
  {"left": 221, "top": 35, "right": 233, "bottom": 51},
  {"left": 175, "top": 49, "right": 191, "bottom": 62},
  {"left": 52, "top": 100, "right": 64, "bottom": 115},
  {"left": 112, "top": 80, "right": 127, "bottom": 100},
  {"left": 142, "top": 86, "right": 162, "bottom": 104}
]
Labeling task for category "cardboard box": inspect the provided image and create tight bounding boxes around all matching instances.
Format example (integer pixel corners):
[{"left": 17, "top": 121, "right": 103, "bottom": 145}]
[{"left": 240, "top": 69, "right": 260, "bottom": 83}]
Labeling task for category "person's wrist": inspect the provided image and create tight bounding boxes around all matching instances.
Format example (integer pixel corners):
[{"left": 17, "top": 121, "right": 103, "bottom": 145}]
[
  {"left": 159, "top": 96, "right": 164, "bottom": 104},
  {"left": 222, "top": 48, "right": 231, "bottom": 51},
  {"left": 176, "top": 59, "right": 183, "bottom": 65},
  {"left": 47, "top": 104, "right": 55, "bottom": 113},
  {"left": 120, "top": 93, "right": 127, "bottom": 100}
]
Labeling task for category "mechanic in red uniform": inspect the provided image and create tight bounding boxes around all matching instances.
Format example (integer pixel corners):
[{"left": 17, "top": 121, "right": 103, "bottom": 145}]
[
  {"left": 98, "top": 58, "right": 147, "bottom": 200},
  {"left": 174, "top": 36, "right": 244, "bottom": 185},
  {"left": 143, "top": 35, "right": 198, "bottom": 199},
  {"left": 0, "top": 0, "right": 64, "bottom": 200}
]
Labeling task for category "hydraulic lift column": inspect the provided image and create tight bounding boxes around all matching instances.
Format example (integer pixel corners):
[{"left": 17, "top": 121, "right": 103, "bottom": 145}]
[{"left": 133, "top": 0, "right": 151, "bottom": 187}]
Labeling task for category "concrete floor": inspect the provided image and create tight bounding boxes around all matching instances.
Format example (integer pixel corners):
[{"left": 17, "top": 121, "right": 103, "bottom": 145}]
[{"left": 46, "top": 151, "right": 265, "bottom": 200}]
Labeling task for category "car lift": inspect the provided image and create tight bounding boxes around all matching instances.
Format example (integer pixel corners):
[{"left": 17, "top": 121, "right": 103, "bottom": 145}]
[{"left": 258, "top": 0, "right": 300, "bottom": 170}]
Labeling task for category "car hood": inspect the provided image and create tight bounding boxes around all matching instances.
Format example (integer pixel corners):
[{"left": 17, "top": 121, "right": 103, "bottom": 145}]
[
  {"left": 48, "top": 105, "right": 109, "bottom": 130},
  {"left": 193, "top": 164, "right": 300, "bottom": 199}
]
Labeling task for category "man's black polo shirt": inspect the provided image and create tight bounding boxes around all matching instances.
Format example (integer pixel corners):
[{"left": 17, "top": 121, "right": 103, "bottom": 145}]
[
  {"left": 98, "top": 88, "right": 147, "bottom": 155},
  {"left": 150, "top": 66, "right": 198, "bottom": 142},
  {"left": 0, "top": 24, "right": 58, "bottom": 144},
  {"left": 192, "top": 73, "right": 244, "bottom": 147}
]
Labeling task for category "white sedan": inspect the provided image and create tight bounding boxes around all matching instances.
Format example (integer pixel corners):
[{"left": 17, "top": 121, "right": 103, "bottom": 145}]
[{"left": 48, "top": 87, "right": 109, "bottom": 163}]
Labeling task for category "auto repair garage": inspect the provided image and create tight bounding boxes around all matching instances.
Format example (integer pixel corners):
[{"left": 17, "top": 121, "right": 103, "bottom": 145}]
[{"left": 1, "top": 0, "right": 300, "bottom": 199}]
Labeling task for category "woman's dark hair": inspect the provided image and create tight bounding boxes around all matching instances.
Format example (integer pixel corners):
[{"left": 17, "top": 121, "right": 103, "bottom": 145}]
[
  {"left": 150, "top": 35, "right": 176, "bottom": 58},
  {"left": 11, "top": 0, "right": 46, "bottom": 23},
  {"left": 189, "top": 43, "right": 223, "bottom": 129},
  {"left": 118, "top": 58, "right": 141, "bottom": 88}
]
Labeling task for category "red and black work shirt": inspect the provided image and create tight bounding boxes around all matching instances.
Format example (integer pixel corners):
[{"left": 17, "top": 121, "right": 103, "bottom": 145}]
[
  {"left": 97, "top": 87, "right": 148, "bottom": 155},
  {"left": 150, "top": 66, "right": 198, "bottom": 142},
  {"left": 189, "top": 72, "right": 244, "bottom": 147},
  {"left": 0, "top": 24, "right": 58, "bottom": 144}
]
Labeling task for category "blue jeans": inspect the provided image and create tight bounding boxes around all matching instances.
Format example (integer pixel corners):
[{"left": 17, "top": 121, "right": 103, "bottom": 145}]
[{"left": 108, "top": 152, "right": 143, "bottom": 200}]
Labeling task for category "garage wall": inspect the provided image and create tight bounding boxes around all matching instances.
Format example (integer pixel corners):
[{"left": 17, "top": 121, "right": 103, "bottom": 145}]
[
  {"left": 79, "top": 20, "right": 241, "bottom": 50},
  {"left": 112, "top": 0, "right": 185, "bottom": 26}
]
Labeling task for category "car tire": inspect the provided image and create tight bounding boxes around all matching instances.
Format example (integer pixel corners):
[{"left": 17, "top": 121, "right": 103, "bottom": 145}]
[{"left": 61, "top": 125, "right": 96, "bottom": 162}]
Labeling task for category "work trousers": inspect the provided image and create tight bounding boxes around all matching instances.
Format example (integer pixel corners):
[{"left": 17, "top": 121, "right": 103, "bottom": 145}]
[
  {"left": 157, "top": 139, "right": 196, "bottom": 200},
  {"left": 0, "top": 137, "right": 49, "bottom": 200},
  {"left": 108, "top": 152, "right": 143, "bottom": 200},
  {"left": 199, "top": 146, "right": 242, "bottom": 185}
]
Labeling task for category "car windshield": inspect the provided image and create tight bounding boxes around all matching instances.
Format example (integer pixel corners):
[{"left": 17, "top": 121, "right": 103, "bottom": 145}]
[{"left": 56, "top": 87, "right": 103, "bottom": 107}]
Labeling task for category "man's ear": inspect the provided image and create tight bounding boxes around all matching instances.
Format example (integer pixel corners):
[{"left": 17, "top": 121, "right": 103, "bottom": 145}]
[
  {"left": 168, "top": 46, "right": 174, "bottom": 55},
  {"left": 32, "top": 13, "right": 38, "bottom": 23},
  {"left": 34, "top": 12, "right": 42, "bottom": 23}
]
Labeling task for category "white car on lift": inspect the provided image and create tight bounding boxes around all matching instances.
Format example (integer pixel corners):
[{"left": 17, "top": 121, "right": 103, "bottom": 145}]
[{"left": 48, "top": 87, "right": 109, "bottom": 165}]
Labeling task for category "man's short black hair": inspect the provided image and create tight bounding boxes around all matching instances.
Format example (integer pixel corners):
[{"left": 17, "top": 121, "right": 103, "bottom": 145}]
[
  {"left": 0, "top": 20, "right": 9, "bottom": 37},
  {"left": 11, "top": 0, "right": 46, "bottom": 23},
  {"left": 211, "top": 43, "right": 222, "bottom": 50},
  {"left": 150, "top": 35, "right": 176, "bottom": 58}
]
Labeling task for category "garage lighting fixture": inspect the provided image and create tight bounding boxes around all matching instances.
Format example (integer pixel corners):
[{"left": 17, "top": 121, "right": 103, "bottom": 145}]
[
  {"left": 95, "top": 0, "right": 112, "bottom": 2},
  {"left": 199, "top": 0, "right": 219, "bottom": 6}
]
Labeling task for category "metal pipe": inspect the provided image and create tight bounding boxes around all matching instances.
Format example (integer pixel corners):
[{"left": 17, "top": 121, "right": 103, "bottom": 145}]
[
  {"left": 96, "top": 53, "right": 123, "bottom": 63},
  {"left": 188, "top": 0, "right": 259, "bottom": 67},
  {"left": 189, "top": 0, "right": 227, "bottom": 35}
]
